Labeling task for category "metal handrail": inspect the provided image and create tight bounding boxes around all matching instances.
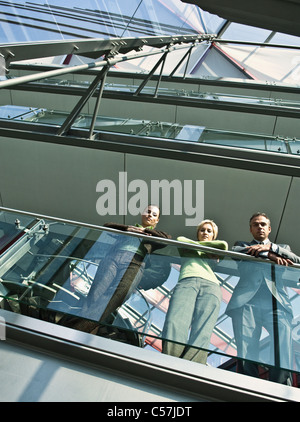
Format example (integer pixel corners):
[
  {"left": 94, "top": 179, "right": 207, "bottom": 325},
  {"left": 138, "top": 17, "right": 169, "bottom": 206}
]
[{"left": 1, "top": 205, "right": 299, "bottom": 268}]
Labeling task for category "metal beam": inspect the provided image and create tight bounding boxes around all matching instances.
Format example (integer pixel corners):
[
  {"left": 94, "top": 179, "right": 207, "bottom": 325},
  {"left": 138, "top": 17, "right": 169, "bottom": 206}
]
[
  {"left": 215, "top": 38, "right": 300, "bottom": 50},
  {"left": 57, "top": 64, "right": 110, "bottom": 136},
  {"left": 0, "top": 38, "right": 206, "bottom": 90},
  {"left": 10, "top": 63, "right": 300, "bottom": 94},
  {"left": 13, "top": 80, "right": 300, "bottom": 119},
  {"left": 0, "top": 34, "right": 212, "bottom": 66},
  {"left": 169, "top": 42, "right": 195, "bottom": 77},
  {"left": 134, "top": 49, "right": 169, "bottom": 96},
  {"left": 88, "top": 65, "right": 110, "bottom": 139}
]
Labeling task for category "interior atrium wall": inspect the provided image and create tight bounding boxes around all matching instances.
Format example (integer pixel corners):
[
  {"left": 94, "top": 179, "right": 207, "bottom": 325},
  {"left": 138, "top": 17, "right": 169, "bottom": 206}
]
[{"left": 0, "top": 134, "right": 298, "bottom": 256}]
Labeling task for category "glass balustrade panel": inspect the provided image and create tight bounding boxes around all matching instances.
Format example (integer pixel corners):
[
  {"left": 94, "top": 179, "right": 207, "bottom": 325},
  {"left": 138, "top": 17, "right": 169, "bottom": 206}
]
[
  {"left": 0, "top": 104, "right": 298, "bottom": 155},
  {"left": 0, "top": 209, "right": 300, "bottom": 380}
]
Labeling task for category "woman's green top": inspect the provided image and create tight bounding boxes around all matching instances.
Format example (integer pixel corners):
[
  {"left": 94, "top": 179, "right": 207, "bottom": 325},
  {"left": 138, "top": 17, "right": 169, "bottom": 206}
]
[{"left": 177, "top": 236, "right": 228, "bottom": 284}]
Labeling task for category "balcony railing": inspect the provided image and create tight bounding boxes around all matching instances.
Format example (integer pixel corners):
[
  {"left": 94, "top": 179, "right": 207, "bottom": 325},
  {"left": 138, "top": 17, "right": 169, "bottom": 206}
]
[
  {"left": 0, "top": 104, "right": 299, "bottom": 155},
  {"left": 0, "top": 207, "right": 300, "bottom": 386}
]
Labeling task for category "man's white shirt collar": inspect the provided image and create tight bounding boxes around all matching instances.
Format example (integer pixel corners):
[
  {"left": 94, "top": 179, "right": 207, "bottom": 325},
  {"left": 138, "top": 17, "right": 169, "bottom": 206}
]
[{"left": 254, "top": 239, "right": 270, "bottom": 245}]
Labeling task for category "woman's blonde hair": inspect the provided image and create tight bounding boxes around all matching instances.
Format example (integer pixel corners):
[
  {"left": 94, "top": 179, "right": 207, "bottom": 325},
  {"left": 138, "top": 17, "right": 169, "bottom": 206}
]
[{"left": 197, "top": 219, "right": 218, "bottom": 240}]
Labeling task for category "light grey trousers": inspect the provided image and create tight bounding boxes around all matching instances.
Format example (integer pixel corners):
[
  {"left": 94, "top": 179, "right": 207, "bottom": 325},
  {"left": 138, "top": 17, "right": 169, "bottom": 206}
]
[{"left": 162, "top": 276, "right": 221, "bottom": 364}]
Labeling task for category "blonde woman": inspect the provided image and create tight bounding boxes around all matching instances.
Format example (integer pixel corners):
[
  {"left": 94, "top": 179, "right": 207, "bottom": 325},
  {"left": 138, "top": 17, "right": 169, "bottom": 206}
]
[{"left": 162, "top": 220, "right": 228, "bottom": 364}]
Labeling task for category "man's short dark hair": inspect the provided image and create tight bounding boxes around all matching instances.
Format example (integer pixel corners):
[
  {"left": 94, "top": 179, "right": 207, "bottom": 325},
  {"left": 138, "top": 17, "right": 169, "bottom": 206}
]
[{"left": 249, "top": 212, "right": 271, "bottom": 226}]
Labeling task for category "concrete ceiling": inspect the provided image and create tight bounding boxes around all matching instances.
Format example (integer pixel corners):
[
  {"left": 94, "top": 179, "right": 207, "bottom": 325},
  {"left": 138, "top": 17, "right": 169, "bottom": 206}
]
[{"left": 182, "top": 0, "right": 300, "bottom": 37}]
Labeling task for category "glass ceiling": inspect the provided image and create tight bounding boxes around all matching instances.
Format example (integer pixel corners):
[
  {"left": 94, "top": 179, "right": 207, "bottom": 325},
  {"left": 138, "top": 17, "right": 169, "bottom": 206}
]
[{"left": 1, "top": 0, "right": 300, "bottom": 85}]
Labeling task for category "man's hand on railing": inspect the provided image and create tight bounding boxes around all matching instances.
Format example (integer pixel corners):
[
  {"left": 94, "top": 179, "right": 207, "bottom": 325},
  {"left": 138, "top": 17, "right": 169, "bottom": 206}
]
[
  {"left": 245, "top": 243, "right": 271, "bottom": 256},
  {"left": 268, "top": 251, "right": 294, "bottom": 266}
]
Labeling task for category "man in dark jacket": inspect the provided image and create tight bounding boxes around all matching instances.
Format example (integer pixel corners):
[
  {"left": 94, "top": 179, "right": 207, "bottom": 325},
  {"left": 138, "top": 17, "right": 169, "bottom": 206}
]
[{"left": 226, "top": 212, "right": 300, "bottom": 384}]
